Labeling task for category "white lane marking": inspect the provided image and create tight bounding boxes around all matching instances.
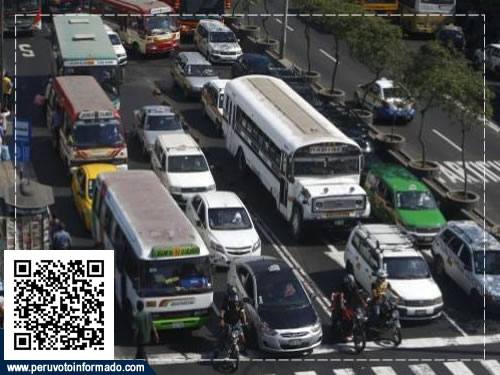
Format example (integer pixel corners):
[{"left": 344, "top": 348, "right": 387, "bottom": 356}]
[
  {"left": 432, "top": 129, "right": 462, "bottom": 152},
  {"left": 409, "top": 364, "right": 436, "bottom": 375},
  {"left": 371, "top": 367, "right": 398, "bottom": 375},
  {"left": 295, "top": 372, "right": 317, "bottom": 375},
  {"left": 332, "top": 369, "right": 355, "bottom": 375},
  {"left": 444, "top": 361, "right": 475, "bottom": 375},
  {"left": 485, "top": 118, "right": 500, "bottom": 133},
  {"left": 480, "top": 360, "right": 500, "bottom": 375},
  {"left": 275, "top": 18, "right": 294, "bottom": 31},
  {"left": 436, "top": 160, "right": 500, "bottom": 185},
  {"left": 442, "top": 311, "right": 468, "bottom": 337},
  {"left": 324, "top": 241, "right": 345, "bottom": 268},
  {"left": 319, "top": 48, "right": 337, "bottom": 63}
]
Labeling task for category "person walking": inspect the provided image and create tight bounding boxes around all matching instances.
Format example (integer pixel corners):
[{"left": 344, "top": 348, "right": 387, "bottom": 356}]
[
  {"left": 133, "top": 300, "right": 159, "bottom": 361},
  {"left": 2, "top": 72, "right": 13, "bottom": 112}
]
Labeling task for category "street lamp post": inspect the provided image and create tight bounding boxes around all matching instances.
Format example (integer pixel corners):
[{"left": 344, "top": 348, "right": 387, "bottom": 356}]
[{"left": 279, "top": 0, "right": 289, "bottom": 59}]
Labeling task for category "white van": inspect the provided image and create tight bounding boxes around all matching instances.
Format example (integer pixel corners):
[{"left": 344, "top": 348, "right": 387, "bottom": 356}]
[
  {"left": 104, "top": 24, "right": 127, "bottom": 66},
  {"left": 150, "top": 133, "right": 216, "bottom": 208},
  {"left": 194, "top": 20, "right": 242, "bottom": 63}
]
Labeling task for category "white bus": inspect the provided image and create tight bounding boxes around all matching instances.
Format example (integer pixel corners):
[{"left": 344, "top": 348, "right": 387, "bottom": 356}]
[
  {"left": 222, "top": 75, "right": 370, "bottom": 239},
  {"left": 91, "top": 170, "right": 213, "bottom": 330},
  {"left": 400, "top": 0, "right": 456, "bottom": 34}
]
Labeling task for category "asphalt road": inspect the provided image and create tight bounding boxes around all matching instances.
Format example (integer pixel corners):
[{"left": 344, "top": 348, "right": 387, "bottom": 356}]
[
  {"left": 246, "top": 4, "right": 500, "bottom": 224},
  {"left": 6, "top": 16, "right": 500, "bottom": 375}
]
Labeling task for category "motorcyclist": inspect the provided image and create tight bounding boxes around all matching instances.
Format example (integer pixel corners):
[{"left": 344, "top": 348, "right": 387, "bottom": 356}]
[
  {"left": 370, "top": 269, "right": 396, "bottom": 324},
  {"left": 331, "top": 275, "right": 366, "bottom": 339},
  {"left": 52, "top": 222, "right": 72, "bottom": 250},
  {"left": 219, "top": 286, "right": 247, "bottom": 351}
]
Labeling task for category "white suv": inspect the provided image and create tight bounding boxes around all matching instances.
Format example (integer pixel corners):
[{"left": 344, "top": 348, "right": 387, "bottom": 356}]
[
  {"left": 194, "top": 20, "right": 242, "bottom": 63},
  {"left": 432, "top": 221, "right": 500, "bottom": 310},
  {"left": 345, "top": 224, "right": 443, "bottom": 320},
  {"left": 150, "top": 133, "right": 216, "bottom": 208}
]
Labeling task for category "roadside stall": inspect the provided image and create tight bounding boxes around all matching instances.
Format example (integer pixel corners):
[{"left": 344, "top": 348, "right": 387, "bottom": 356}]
[{"left": 0, "top": 161, "right": 54, "bottom": 250}]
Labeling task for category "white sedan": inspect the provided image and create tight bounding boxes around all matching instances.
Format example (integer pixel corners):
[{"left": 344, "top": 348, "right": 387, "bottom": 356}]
[{"left": 185, "top": 191, "right": 261, "bottom": 266}]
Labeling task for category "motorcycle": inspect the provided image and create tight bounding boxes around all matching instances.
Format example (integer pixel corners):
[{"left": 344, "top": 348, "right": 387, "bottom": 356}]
[{"left": 213, "top": 324, "right": 242, "bottom": 373}]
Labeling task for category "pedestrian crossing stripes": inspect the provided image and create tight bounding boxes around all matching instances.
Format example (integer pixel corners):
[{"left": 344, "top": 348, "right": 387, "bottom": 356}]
[
  {"left": 285, "top": 360, "right": 500, "bottom": 375},
  {"left": 435, "top": 160, "right": 500, "bottom": 185}
]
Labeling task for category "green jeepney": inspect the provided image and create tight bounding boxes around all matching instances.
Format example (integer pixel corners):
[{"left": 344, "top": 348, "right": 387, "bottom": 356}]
[{"left": 364, "top": 163, "right": 446, "bottom": 246}]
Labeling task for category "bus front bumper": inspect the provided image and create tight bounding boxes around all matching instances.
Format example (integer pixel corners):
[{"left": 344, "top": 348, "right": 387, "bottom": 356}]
[{"left": 152, "top": 313, "right": 210, "bottom": 330}]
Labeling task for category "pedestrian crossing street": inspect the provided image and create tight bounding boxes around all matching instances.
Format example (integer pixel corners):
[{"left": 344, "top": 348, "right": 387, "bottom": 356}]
[{"left": 271, "top": 359, "right": 500, "bottom": 375}]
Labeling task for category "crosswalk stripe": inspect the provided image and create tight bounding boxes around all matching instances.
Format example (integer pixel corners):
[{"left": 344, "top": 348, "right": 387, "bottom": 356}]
[
  {"left": 332, "top": 369, "right": 355, "bottom": 375},
  {"left": 371, "top": 366, "right": 398, "bottom": 375},
  {"left": 444, "top": 361, "right": 475, "bottom": 375},
  {"left": 295, "top": 372, "right": 317, "bottom": 375},
  {"left": 409, "top": 364, "right": 436, "bottom": 375},
  {"left": 480, "top": 360, "right": 500, "bottom": 375}
]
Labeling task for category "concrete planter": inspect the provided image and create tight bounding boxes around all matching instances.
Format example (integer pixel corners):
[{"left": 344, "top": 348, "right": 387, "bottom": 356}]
[
  {"left": 318, "top": 88, "right": 346, "bottom": 105},
  {"left": 352, "top": 108, "right": 374, "bottom": 126},
  {"left": 302, "top": 70, "right": 321, "bottom": 84},
  {"left": 225, "top": 15, "right": 242, "bottom": 32},
  {"left": 446, "top": 190, "right": 480, "bottom": 212},
  {"left": 255, "top": 38, "right": 279, "bottom": 54},
  {"left": 408, "top": 160, "right": 441, "bottom": 179},
  {"left": 237, "top": 25, "right": 260, "bottom": 52},
  {"left": 376, "top": 133, "right": 405, "bottom": 152}
]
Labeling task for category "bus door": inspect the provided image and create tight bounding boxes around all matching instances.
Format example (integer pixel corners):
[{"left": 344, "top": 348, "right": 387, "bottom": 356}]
[
  {"left": 59, "top": 112, "right": 74, "bottom": 165},
  {"left": 278, "top": 154, "right": 289, "bottom": 215}
]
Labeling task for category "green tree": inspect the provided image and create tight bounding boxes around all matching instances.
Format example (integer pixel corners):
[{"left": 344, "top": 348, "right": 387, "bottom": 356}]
[
  {"left": 444, "top": 57, "right": 494, "bottom": 195},
  {"left": 404, "top": 42, "right": 457, "bottom": 167}
]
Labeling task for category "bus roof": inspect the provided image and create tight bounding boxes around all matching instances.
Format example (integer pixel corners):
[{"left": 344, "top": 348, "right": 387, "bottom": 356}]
[
  {"left": 102, "top": 0, "right": 174, "bottom": 14},
  {"left": 98, "top": 170, "right": 208, "bottom": 260},
  {"left": 54, "top": 76, "right": 116, "bottom": 123},
  {"left": 226, "top": 75, "right": 360, "bottom": 154},
  {"left": 53, "top": 15, "right": 117, "bottom": 65}
]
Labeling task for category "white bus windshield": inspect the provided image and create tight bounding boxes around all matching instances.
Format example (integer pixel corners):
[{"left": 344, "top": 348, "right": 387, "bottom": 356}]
[
  {"left": 293, "top": 157, "right": 359, "bottom": 177},
  {"left": 64, "top": 66, "right": 121, "bottom": 96},
  {"left": 73, "top": 120, "right": 123, "bottom": 148},
  {"left": 141, "top": 257, "right": 212, "bottom": 296},
  {"left": 145, "top": 16, "right": 176, "bottom": 35}
]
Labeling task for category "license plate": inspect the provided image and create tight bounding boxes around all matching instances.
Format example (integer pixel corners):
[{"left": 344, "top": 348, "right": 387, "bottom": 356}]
[
  {"left": 326, "top": 211, "right": 349, "bottom": 218},
  {"left": 171, "top": 322, "right": 184, "bottom": 329},
  {"left": 414, "top": 310, "right": 427, "bottom": 316},
  {"left": 288, "top": 339, "right": 303, "bottom": 346}
]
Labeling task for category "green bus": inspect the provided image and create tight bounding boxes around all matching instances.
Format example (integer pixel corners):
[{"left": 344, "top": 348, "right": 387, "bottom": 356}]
[{"left": 52, "top": 15, "right": 122, "bottom": 109}]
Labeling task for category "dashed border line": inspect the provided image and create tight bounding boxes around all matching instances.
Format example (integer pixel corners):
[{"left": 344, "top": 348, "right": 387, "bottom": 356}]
[{"left": 12, "top": 12, "right": 492, "bottom": 364}]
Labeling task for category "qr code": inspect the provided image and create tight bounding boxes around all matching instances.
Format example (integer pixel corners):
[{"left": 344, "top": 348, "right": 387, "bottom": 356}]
[{"left": 4, "top": 250, "right": 114, "bottom": 360}]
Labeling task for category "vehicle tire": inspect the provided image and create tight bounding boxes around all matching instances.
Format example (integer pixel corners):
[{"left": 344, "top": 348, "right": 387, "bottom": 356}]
[
  {"left": 433, "top": 255, "right": 445, "bottom": 277},
  {"left": 352, "top": 321, "right": 366, "bottom": 354},
  {"left": 291, "top": 206, "right": 304, "bottom": 241},
  {"left": 236, "top": 148, "right": 248, "bottom": 177},
  {"left": 392, "top": 327, "right": 402, "bottom": 347}
]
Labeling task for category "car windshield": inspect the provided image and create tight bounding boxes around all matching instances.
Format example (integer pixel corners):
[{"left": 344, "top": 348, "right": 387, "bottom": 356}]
[
  {"left": 396, "top": 191, "right": 437, "bottom": 210},
  {"left": 383, "top": 86, "right": 408, "bottom": 99},
  {"left": 187, "top": 65, "right": 216, "bottom": 77},
  {"left": 384, "top": 257, "right": 430, "bottom": 279},
  {"left": 168, "top": 155, "right": 208, "bottom": 173},
  {"left": 140, "top": 256, "right": 212, "bottom": 296},
  {"left": 294, "top": 157, "right": 359, "bottom": 176},
  {"left": 144, "top": 15, "right": 176, "bottom": 35},
  {"left": 108, "top": 34, "right": 121, "bottom": 46},
  {"left": 474, "top": 251, "right": 500, "bottom": 275},
  {"left": 88, "top": 179, "right": 96, "bottom": 199},
  {"left": 146, "top": 115, "right": 182, "bottom": 131},
  {"left": 209, "top": 32, "right": 237, "bottom": 43},
  {"left": 208, "top": 207, "right": 252, "bottom": 230},
  {"left": 73, "top": 121, "right": 123, "bottom": 148},
  {"left": 257, "top": 269, "right": 309, "bottom": 308}
]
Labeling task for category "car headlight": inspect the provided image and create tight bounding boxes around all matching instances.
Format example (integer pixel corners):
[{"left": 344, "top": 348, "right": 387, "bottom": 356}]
[
  {"left": 252, "top": 239, "right": 261, "bottom": 252},
  {"left": 207, "top": 184, "right": 216, "bottom": 191},
  {"left": 260, "top": 322, "right": 278, "bottom": 336},
  {"left": 311, "top": 321, "right": 322, "bottom": 333},
  {"left": 210, "top": 240, "right": 224, "bottom": 253},
  {"left": 170, "top": 186, "right": 182, "bottom": 193}
]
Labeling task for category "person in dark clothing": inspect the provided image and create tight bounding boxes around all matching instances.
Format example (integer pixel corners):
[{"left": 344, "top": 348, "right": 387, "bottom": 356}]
[
  {"left": 133, "top": 300, "right": 159, "bottom": 361},
  {"left": 219, "top": 286, "right": 247, "bottom": 349}
]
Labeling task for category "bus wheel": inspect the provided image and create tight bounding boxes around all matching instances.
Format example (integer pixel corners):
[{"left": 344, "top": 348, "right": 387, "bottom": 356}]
[
  {"left": 236, "top": 149, "right": 247, "bottom": 177},
  {"left": 291, "top": 206, "right": 304, "bottom": 241}
]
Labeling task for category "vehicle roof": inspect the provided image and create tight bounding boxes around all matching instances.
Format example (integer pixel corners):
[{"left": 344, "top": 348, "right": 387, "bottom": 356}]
[
  {"left": 355, "top": 224, "right": 418, "bottom": 257},
  {"left": 53, "top": 15, "right": 117, "bottom": 62},
  {"left": 199, "top": 191, "right": 245, "bottom": 208},
  {"left": 102, "top": 0, "right": 173, "bottom": 14},
  {"left": 178, "top": 51, "right": 211, "bottom": 65},
  {"left": 241, "top": 53, "right": 271, "bottom": 63},
  {"left": 142, "top": 105, "right": 175, "bottom": 116},
  {"left": 156, "top": 133, "right": 201, "bottom": 153},
  {"left": 375, "top": 78, "right": 394, "bottom": 89},
  {"left": 54, "top": 76, "right": 116, "bottom": 122},
  {"left": 369, "top": 164, "right": 427, "bottom": 192},
  {"left": 79, "top": 163, "right": 118, "bottom": 179},
  {"left": 233, "top": 256, "right": 290, "bottom": 275},
  {"left": 226, "top": 76, "right": 360, "bottom": 154},
  {"left": 199, "top": 19, "right": 232, "bottom": 32},
  {"left": 446, "top": 221, "right": 500, "bottom": 251},
  {"left": 206, "top": 79, "right": 229, "bottom": 90},
  {"left": 98, "top": 170, "right": 207, "bottom": 259}
]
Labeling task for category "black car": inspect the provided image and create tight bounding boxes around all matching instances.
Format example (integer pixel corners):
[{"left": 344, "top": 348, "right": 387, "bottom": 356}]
[
  {"left": 436, "top": 25, "right": 466, "bottom": 51},
  {"left": 231, "top": 53, "right": 274, "bottom": 78}
]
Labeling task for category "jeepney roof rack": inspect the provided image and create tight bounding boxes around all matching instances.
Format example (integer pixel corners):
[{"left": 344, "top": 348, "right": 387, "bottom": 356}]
[{"left": 357, "top": 223, "right": 414, "bottom": 253}]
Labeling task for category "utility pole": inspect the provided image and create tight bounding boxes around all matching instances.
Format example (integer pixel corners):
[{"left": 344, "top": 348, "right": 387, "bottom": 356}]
[{"left": 278, "top": 0, "right": 289, "bottom": 59}]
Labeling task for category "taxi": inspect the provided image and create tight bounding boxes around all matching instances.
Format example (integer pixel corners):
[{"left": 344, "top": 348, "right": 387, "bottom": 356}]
[
  {"left": 354, "top": 78, "right": 415, "bottom": 123},
  {"left": 71, "top": 163, "right": 118, "bottom": 231},
  {"left": 364, "top": 164, "right": 446, "bottom": 246}
]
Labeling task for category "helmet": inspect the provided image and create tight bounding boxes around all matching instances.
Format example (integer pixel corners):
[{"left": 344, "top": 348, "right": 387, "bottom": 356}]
[
  {"left": 343, "top": 274, "right": 356, "bottom": 290},
  {"left": 376, "top": 269, "right": 388, "bottom": 280},
  {"left": 227, "top": 286, "right": 239, "bottom": 302}
]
